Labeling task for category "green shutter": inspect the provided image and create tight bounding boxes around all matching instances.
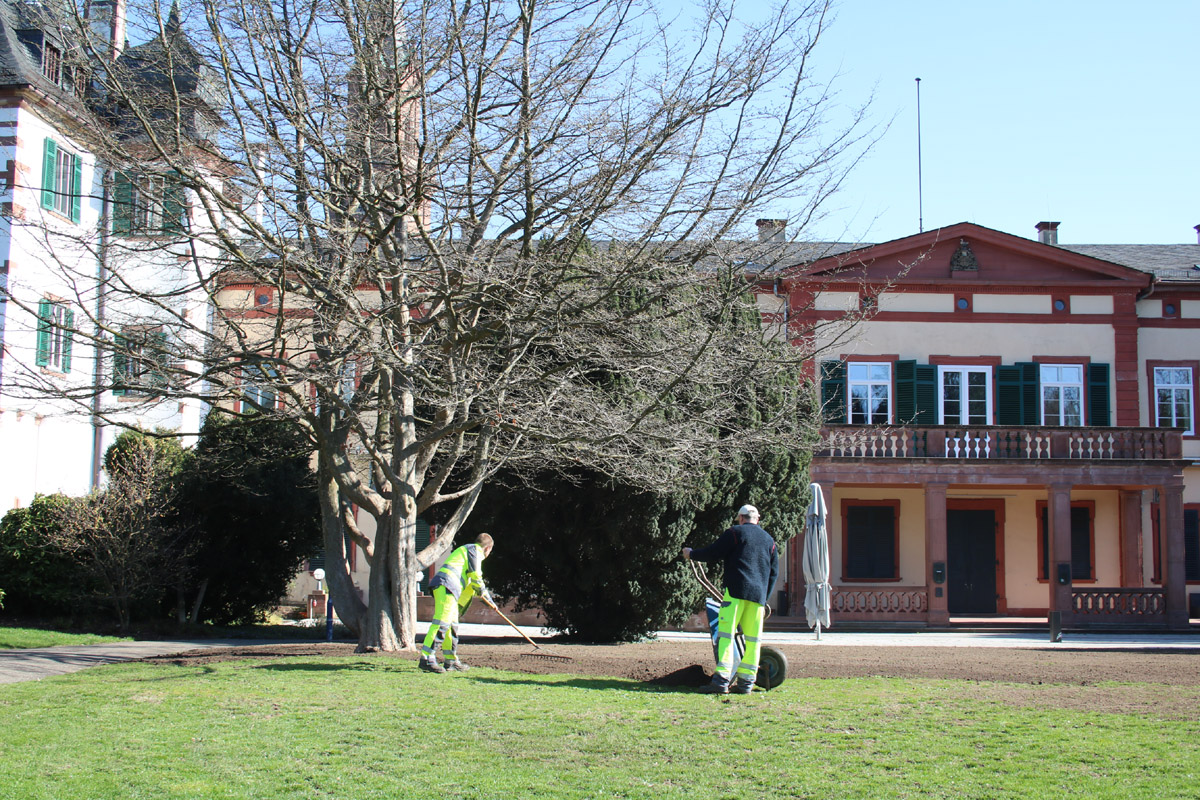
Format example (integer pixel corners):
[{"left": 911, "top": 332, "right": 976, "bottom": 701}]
[
  {"left": 70, "top": 154, "right": 82, "bottom": 223},
  {"left": 112, "top": 334, "right": 127, "bottom": 395},
  {"left": 35, "top": 299, "right": 52, "bottom": 366},
  {"left": 41, "top": 138, "right": 56, "bottom": 210},
  {"left": 1087, "top": 363, "right": 1110, "bottom": 426},
  {"left": 997, "top": 362, "right": 1039, "bottom": 425},
  {"left": 912, "top": 364, "right": 937, "bottom": 424},
  {"left": 997, "top": 366, "right": 1021, "bottom": 425},
  {"left": 60, "top": 308, "right": 72, "bottom": 373},
  {"left": 819, "top": 360, "right": 846, "bottom": 424},
  {"left": 897, "top": 361, "right": 938, "bottom": 424},
  {"left": 113, "top": 173, "right": 133, "bottom": 235},
  {"left": 163, "top": 176, "right": 185, "bottom": 233},
  {"left": 151, "top": 330, "right": 170, "bottom": 388}
]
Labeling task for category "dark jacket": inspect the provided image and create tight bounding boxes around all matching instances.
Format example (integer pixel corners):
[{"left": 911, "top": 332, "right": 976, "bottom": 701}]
[{"left": 689, "top": 523, "right": 779, "bottom": 605}]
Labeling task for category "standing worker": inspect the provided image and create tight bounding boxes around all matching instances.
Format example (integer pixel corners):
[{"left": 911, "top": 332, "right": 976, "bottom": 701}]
[
  {"left": 420, "top": 533, "right": 495, "bottom": 673},
  {"left": 682, "top": 505, "right": 778, "bottom": 694}
]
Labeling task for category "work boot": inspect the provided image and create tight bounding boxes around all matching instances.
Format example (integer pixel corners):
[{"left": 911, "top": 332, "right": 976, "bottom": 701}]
[
  {"left": 698, "top": 679, "right": 729, "bottom": 694},
  {"left": 731, "top": 680, "right": 755, "bottom": 694},
  {"left": 418, "top": 658, "right": 446, "bottom": 674},
  {"left": 445, "top": 660, "right": 471, "bottom": 672}
]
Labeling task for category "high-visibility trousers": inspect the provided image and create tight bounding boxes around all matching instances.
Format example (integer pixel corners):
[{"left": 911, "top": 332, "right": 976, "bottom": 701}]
[
  {"left": 421, "top": 586, "right": 461, "bottom": 661},
  {"left": 713, "top": 589, "right": 765, "bottom": 687}
]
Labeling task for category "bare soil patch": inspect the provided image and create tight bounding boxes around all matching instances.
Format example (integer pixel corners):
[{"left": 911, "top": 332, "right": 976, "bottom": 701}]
[{"left": 144, "top": 637, "right": 1200, "bottom": 718}]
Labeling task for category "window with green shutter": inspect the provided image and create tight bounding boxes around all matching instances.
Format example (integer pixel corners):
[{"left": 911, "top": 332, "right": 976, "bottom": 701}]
[
  {"left": 113, "top": 172, "right": 186, "bottom": 236},
  {"left": 35, "top": 298, "right": 72, "bottom": 373},
  {"left": 40, "top": 138, "right": 82, "bottom": 223},
  {"left": 112, "top": 327, "right": 170, "bottom": 395}
]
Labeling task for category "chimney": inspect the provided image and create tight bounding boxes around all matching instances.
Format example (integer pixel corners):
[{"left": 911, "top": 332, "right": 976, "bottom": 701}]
[
  {"left": 1194, "top": 224, "right": 1200, "bottom": 245},
  {"left": 1036, "top": 221, "right": 1060, "bottom": 245},
  {"left": 85, "top": 0, "right": 126, "bottom": 61},
  {"left": 756, "top": 218, "right": 787, "bottom": 243}
]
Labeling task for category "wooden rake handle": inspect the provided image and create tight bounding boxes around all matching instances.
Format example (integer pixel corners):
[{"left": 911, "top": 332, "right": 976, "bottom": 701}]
[{"left": 483, "top": 597, "right": 544, "bottom": 651}]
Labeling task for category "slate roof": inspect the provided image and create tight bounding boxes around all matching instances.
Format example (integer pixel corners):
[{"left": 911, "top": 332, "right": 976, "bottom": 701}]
[
  {"left": 1057, "top": 244, "right": 1200, "bottom": 283},
  {"left": 0, "top": 0, "right": 71, "bottom": 94}
]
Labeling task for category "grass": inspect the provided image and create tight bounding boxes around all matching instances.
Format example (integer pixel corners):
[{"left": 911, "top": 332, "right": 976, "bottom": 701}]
[
  {"left": 0, "top": 655, "right": 1197, "bottom": 799},
  {"left": 0, "top": 625, "right": 130, "bottom": 649}
]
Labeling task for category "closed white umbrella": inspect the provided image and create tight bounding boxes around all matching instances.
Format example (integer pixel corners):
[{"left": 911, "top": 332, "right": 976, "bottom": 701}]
[{"left": 802, "top": 482, "right": 832, "bottom": 640}]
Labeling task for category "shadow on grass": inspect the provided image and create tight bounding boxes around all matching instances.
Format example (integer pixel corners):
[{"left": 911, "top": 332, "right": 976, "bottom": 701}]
[{"left": 248, "top": 661, "right": 701, "bottom": 693}]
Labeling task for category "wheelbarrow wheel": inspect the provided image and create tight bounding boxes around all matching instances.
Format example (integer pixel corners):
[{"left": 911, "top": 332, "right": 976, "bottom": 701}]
[{"left": 756, "top": 645, "right": 788, "bottom": 690}]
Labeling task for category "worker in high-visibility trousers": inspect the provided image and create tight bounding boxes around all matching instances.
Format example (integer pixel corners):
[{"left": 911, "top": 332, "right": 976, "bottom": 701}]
[
  {"left": 420, "top": 533, "right": 494, "bottom": 673},
  {"left": 683, "top": 505, "right": 778, "bottom": 694}
]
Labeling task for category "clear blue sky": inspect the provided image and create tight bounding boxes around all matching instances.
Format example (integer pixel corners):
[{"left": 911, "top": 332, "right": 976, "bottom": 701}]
[{"left": 796, "top": 1, "right": 1200, "bottom": 246}]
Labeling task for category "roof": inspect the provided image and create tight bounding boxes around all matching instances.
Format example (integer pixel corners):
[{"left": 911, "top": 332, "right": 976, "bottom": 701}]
[
  {"left": 1057, "top": 244, "right": 1200, "bottom": 283},
  {"left": 0, "top": 0, "right": 74, "bottom": 95}
]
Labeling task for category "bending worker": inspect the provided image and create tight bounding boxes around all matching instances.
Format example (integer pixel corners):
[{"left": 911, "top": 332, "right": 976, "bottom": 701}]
[
  {"left": 420, "top": 532, "right": 494, "bottom": 673},
  {"left": 682, "top": 505, "right": 778, "bottom": 694}
]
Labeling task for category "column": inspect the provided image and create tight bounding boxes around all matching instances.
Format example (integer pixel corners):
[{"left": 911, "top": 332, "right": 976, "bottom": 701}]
[
  {"left": 1047, "top": 483, "right": 1073, "bottom": 623},
  {"left": 925, "top": 482, "right": 948, "bottom": 625},
  {"left": 1118, "top": 490, "right": 1144, "bottom": 588},
  {"left": 1161, "top": 484, "right": 1188, "bottom": 629}
]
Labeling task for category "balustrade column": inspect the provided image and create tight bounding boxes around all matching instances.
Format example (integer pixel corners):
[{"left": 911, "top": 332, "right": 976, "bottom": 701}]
[
  {"left": 1160, "top": 484, "right": 1189, "bottom": 629},
  {"left": 1118, "top": 490, "right": 1143, "bottom": 588},
  {"left": 1047, "top": 483, "right": 1074, "bottom": 624},
  {"left": 925, "top": 482, "right": 948, "bottom": 625}
]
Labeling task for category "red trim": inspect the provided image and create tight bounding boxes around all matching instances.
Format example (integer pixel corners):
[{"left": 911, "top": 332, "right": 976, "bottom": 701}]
[
  {"left": 794, "top": 309, "right": 1127, "bottom": 325},
  {"left": 1188, "top": 504, "right": 1199, "bottom": 586},
  {"left": 1145, "top": 359, "right": 1199, "bottom": 438},
  {"left": 1151, "top": 502, "right": 1162, "bottom": 585},
  {"left": 1035, "top": 499, "right": 1097, "bottom": 583},
  {"left": 839, "top": 499, "right": 901, "bottom": 583},
  {"left": 1139, "top": 318, "right": 1200, "bottom": 329},
  {"left": 928, "top": 355, "right": 1002, "bottom": 366},
  {"left": 843, "top": 354, "right": 900, "bottom": 363}
]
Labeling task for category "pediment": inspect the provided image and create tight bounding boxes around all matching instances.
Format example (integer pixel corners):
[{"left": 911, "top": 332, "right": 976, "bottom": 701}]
[{"left": 790, "top": 223, "right": 1152, "bottom": 289}]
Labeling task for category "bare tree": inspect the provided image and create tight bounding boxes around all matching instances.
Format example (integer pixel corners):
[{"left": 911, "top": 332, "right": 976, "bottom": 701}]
[{"left": 10, "top": 0, "right": 874, "bottom": 650}]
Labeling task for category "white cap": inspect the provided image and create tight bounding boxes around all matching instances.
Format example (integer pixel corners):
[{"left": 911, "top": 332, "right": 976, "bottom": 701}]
[{"left": 737, "top": 504, "right": 759, "bottom": 519}]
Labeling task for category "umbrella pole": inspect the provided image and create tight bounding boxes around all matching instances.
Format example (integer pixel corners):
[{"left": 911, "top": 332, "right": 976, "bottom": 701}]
[{"left": 815, "top": 621, "right": 821, "bottom": 641}]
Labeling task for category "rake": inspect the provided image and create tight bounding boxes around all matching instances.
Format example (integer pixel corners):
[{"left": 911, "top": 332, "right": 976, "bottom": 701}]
[{"left": 482, "top": 597, "right": 574, "bottom": 663}]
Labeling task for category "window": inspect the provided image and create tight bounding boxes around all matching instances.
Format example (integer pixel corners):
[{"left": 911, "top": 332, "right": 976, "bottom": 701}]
[
  {"left": 1040, "top": 364, "right": 1083, "bottom": 426},
  {"left": 842, "top": 501, "right": 898, "bottom": 581},
  {"left": 42, "top": 42, "right": 61, "bottom": 84},
  {"left": 939, "top": 366, "right": 990, "bottom": 425},
  {"left": 240, "top": 363, "right": 279, "bottom": 412},
  {"left": 40, "top": 138, "right": 82, "bottom": 223},
  {"left": 113, "top": 173, "right": 185, "bottom": 235},
  {"left": 1154, "top": 367, "right": 1194, "bottom": 435},
  {"left": 847, "top": 362, "right": 891, "bottom": 424},
  {"left": 35, "top": 298, "right": 73, "bottom": 372},
  {"left": 1037, "top": 502, "right": 1094, "bottom": 582},
  {"left": 112, "top": 328, "right": 169, "bottom": 395}
]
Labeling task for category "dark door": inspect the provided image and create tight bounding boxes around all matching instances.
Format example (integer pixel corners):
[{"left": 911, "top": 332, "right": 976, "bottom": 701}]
[{"left": 946, "top": 509, "right": 997, "bottom": 614}]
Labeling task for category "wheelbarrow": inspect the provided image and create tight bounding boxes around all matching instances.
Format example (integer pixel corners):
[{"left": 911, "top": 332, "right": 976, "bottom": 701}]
[{"left": 691, "top": 561, "right": 788, "bottom": 690}]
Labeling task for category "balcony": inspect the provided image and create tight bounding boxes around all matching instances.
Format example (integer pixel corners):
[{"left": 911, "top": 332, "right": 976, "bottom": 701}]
[{"left": 818, "top": 425, "right": 1183, "bottom": 461}]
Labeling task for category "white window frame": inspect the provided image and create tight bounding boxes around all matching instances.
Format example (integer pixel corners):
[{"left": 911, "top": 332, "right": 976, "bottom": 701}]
[
  {"left": 937, "top": 365, "right": 992, "bottom": 426},
  {"left": 1153, "top": 367, "right": 1194, "bottom": 435},
  {"left": 52, "top": 147, "right": 76, "bottom": 217},
  {"left": 1040, "top": 364, "right": 1084, "bottom": 427},
  {"left": 846, "top": 361, "right": 891, "bottom": 424}
]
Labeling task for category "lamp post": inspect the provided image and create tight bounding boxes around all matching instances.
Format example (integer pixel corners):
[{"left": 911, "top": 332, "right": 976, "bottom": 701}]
[{"left": 312, "top": 568, "right": 333, "bottom": 642}]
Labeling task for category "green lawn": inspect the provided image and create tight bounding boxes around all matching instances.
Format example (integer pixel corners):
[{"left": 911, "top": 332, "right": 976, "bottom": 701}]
[
  {"left": 0, "top": 626, "right": 129, "bottom": 649},
  {"left": 0, "top": 655, "right": 1196, "bottom": 799}
]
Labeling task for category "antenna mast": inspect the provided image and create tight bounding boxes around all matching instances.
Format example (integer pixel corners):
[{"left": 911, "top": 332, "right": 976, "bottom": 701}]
[{"left": 915, "top": 77, "right": 923, "bottom": 233}]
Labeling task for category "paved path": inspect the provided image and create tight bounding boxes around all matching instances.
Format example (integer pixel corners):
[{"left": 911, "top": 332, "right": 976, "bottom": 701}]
[{"left": 2, "top": 626, "right": 1198, "bottom": 685}]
